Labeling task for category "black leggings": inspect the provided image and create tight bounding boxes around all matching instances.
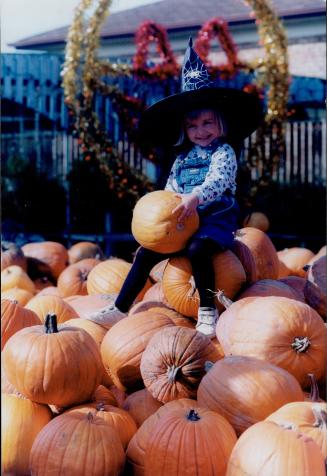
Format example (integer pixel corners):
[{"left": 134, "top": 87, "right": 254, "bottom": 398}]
[{"left": 115, "top": 238, "right": 222, "bottom": 313}]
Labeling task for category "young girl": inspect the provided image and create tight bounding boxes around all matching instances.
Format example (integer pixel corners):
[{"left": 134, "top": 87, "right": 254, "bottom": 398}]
[{"left": 86, "top": 38, "right": 263, "bottom": 338}]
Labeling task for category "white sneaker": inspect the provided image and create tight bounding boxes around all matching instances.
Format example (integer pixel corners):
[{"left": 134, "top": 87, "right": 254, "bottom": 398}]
[
  {"left": 84, "top": 304, "right": 126, "bottom": 329},
  {"left": 196, "top": 307, "right": 218, "bottom": 339}
]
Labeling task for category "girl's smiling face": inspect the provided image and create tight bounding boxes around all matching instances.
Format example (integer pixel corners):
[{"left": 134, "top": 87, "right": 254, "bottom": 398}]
[{"left": 184, "top": 109, "right": 222, "bottom": 147}]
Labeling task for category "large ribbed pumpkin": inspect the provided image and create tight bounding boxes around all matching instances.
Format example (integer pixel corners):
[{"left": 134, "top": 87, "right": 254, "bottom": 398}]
[
  {"left": 162, "top": 250, "right": 246, "bottom": 317},
  {"left": 129, "top": 301, "right": 196, "bottom": 328},
  {"left": 57, "top": 258, "right": 100, "bottom": 297},
  {"left": 1, "top": 393, "right": 52, "bottom": 476},
  {"left": 3, "top": 314, "right": 103, "bottom": 406},
  {"left": 126, "top": 398, "right": 201, "bottom": 476},
  {"left": 1, "top": 299, "right": 41, "bottom": 350},
  {"left": 25, "top": 294, "right": 78, "bottom": 323},
  {"left": 266, "top": 401, "right": 327, "bottom": 457},
  {"left": 226, "top": 420, "right": 325, "bottom": 476},
  {"left": 22, "top": 241, "right": 69, "bottom": 279},
  {"left": 141, "top": 326, "right": 222, "bottom": 403},
  {"left": 197, "top": 355, "right": 304, "bottom": 435},
  {"left": 100, "top": 311, "right": 175, "bottom": 392},
  {"left": 216, "top": 296, "right": 327, "bottom": 387},
  {"left": 87, "top": 258, "right": 152, "bottom": 300},
  {"left": 144, "top": 406, "right": 237, "bottom": 476},
  {"left": 30, "top": 411, "right": 125, "bottom": 476},
  {"left": 131, "top": 190, "right": 199, "bottom": 253},
  {"left": 233, "top": 227, "right": 279, "bottom": 283}
]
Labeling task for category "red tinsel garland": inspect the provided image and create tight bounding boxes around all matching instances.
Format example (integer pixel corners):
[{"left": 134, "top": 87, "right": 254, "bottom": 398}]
[
  {"left": 132, "top": 21, "right": 180, "bottom": 79},
  {"left": 195, "top": 17, "right": 246, "bottom": 77}
]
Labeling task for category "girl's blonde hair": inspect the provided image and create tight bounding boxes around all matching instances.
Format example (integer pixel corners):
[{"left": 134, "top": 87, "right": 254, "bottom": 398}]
[{"left": 174, "top": 108, "right": 227, "bottom": 147}]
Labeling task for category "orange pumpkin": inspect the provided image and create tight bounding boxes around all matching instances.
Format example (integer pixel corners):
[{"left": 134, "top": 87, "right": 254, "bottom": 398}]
[
  {"left": 141, "top": 326, "right": 222, "bottom": 403},
  {"left": 216, "top": 296, "right": 327, "bottom": 387},
  {"left": 278, "top": 275, "right": 307, "bottom": 301},
  {"left": 36, "top": 285, "right": 62, "bottom": 297},
  {"left": 266, "top": 401, "right": 327, "bottom": 457},
  {"left": 122, "top": 388, "right": 163, "bottom": 427},
  {"left": 233, "top": 227, "right": 279, "bottom": 283},
  {"left": 100, "top": 311, "right": 175, "bottom": 392},
  {"left": 64, "top": 293, "right": 116, "bottom": 318},
  {"left": 25, "top": 294, "right": 78, "bottom": 323},
  {"left": 92, "top": 385, "right": 118, "bottom": 406},
  {"left": 226, "top": 420, "right": 325, "bottom": 476},
  {"left": 1, "top": 299, "right": 41, "bottom": 350},
  {"left": 3, "top": 314, "right": 103, "bottom": 406},
  {"left": 1, "top": 265, "right": 36, "bottom": 294},
  {"left": 129, "top": 301, "right": 196, "bottom": 328},
  {"left": 162, "top": 250, "right": 246, "bottom": 317},
  {"left": 304, "top": 256, "right": 326, "bottom": 319},
  {"left": 30, "top": 411, "right": 125, "bottom": 476},
  {"left": 131, "top": 190, "right": 199, "bottom": 253},
  {"left": 57, "top": 258, "right": 100, "bottom": 297},
  {"left": 1, "top": 287, "right": 34, "bottom": 306},
  {"left": 197, "top": 355, "right": 304, "bottom": 435},
  {"left": 277, "top": 247, "right": 315, "bottom": 278},
  {"left": 22, "top": 241, "right": 69, "bottom": 279},
  {"left": 1, "top": 393, "right": 52, "bottom": 476},
  {"left": 141, "top": 281, "right": 170, "bottom": 306},
  {"left": 65, "top": 403, "right": 137, "bottom": 449},
  {"left": 62, "top": 317, "right": 113, "bottom": 387},
  {"left": 236, "top": 278, "right": 304, "bottom": 301},
  {"left": 87, "top": 258, "right": 152, "bottom": 300},
  {"left": 68, "top": 241, "right": 105, "bottom": 264},
  {"left": 144, "top": 406, "right": 237, "bottom": 476},
  {"left": 126, "top": 398, "right": 201, "bottom": 475}
]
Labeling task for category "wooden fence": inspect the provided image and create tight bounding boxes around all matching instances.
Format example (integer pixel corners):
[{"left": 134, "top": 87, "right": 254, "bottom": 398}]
[{"left": 2, "top": 119, "right": 326, "bottom": 186}]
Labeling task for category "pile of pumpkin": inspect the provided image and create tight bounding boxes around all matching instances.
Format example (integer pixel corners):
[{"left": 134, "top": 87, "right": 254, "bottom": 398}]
[{"left": 1, "top": 190, "right": 327, "bottom": 475}]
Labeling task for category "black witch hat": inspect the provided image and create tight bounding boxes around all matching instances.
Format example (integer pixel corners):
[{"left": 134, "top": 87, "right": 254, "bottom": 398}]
[{"left": 138, "top": 38, "right": 263, "bottom": 148}]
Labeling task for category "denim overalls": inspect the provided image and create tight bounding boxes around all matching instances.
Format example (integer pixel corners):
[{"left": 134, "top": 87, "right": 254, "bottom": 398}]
[{"left": 174, "top": 141, "right": 239, "bottom": 249}]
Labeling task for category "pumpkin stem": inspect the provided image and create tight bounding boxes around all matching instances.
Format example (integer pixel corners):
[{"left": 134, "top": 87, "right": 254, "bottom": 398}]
[
  {"left": 45, "top": 313, "right": 58, "bottom": 334},
  {"left": 187, "top": 410, "right": 200, "bottom": 421},
  {"left": 216, "top": 290, "right": 233, "bottom": 309},
  {"left": 87, "top": 412, "right": 94, "bottom": 422},
  {"left": 291, "top": 336, "right": 310, "bottom": 353},
  {"left": 167, "top": 365, "right": 181, "bottom": 383},
  {"left": 308, "top": 373, "right": 320, "bottom": 402},
  {"left": 302, "top": 264, "right": 311, "bottom": 272},
  {"left": 312, "top": 407, "right": 327, "bottom": 429}
]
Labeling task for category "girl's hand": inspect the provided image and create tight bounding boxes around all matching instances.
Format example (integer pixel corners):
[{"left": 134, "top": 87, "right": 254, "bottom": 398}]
[{"left": 172, "top": 193, "right": 199, "bottom": 223}]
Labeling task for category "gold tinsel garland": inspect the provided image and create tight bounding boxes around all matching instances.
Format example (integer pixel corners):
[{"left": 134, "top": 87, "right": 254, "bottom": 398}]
[{"left": 62, "top": 0, "right": 153, "bottom": 204}]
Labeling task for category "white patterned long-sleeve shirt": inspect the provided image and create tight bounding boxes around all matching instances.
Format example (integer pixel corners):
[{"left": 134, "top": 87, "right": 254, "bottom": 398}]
[{"left": 165, "top": 142, "right": 237, "bottom": 206}]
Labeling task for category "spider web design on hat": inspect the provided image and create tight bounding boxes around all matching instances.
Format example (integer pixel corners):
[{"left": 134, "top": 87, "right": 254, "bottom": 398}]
[{"left": 182, "top": 37, "right": 214, "bottom": 91}]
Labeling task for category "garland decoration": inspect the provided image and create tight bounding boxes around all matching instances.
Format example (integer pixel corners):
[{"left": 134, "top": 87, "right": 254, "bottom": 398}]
[
  {"left": 62, "top": 0, "right": 153, "bottom": 207},
  {"left": 194, "top": 18, "right": 247, "bottom": 78},
  {"left": 240, "top": 0, "right": 289, "bottom": 198},
  {"left": 132, "top": 21, "right": 180, "bottom": 79}
]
